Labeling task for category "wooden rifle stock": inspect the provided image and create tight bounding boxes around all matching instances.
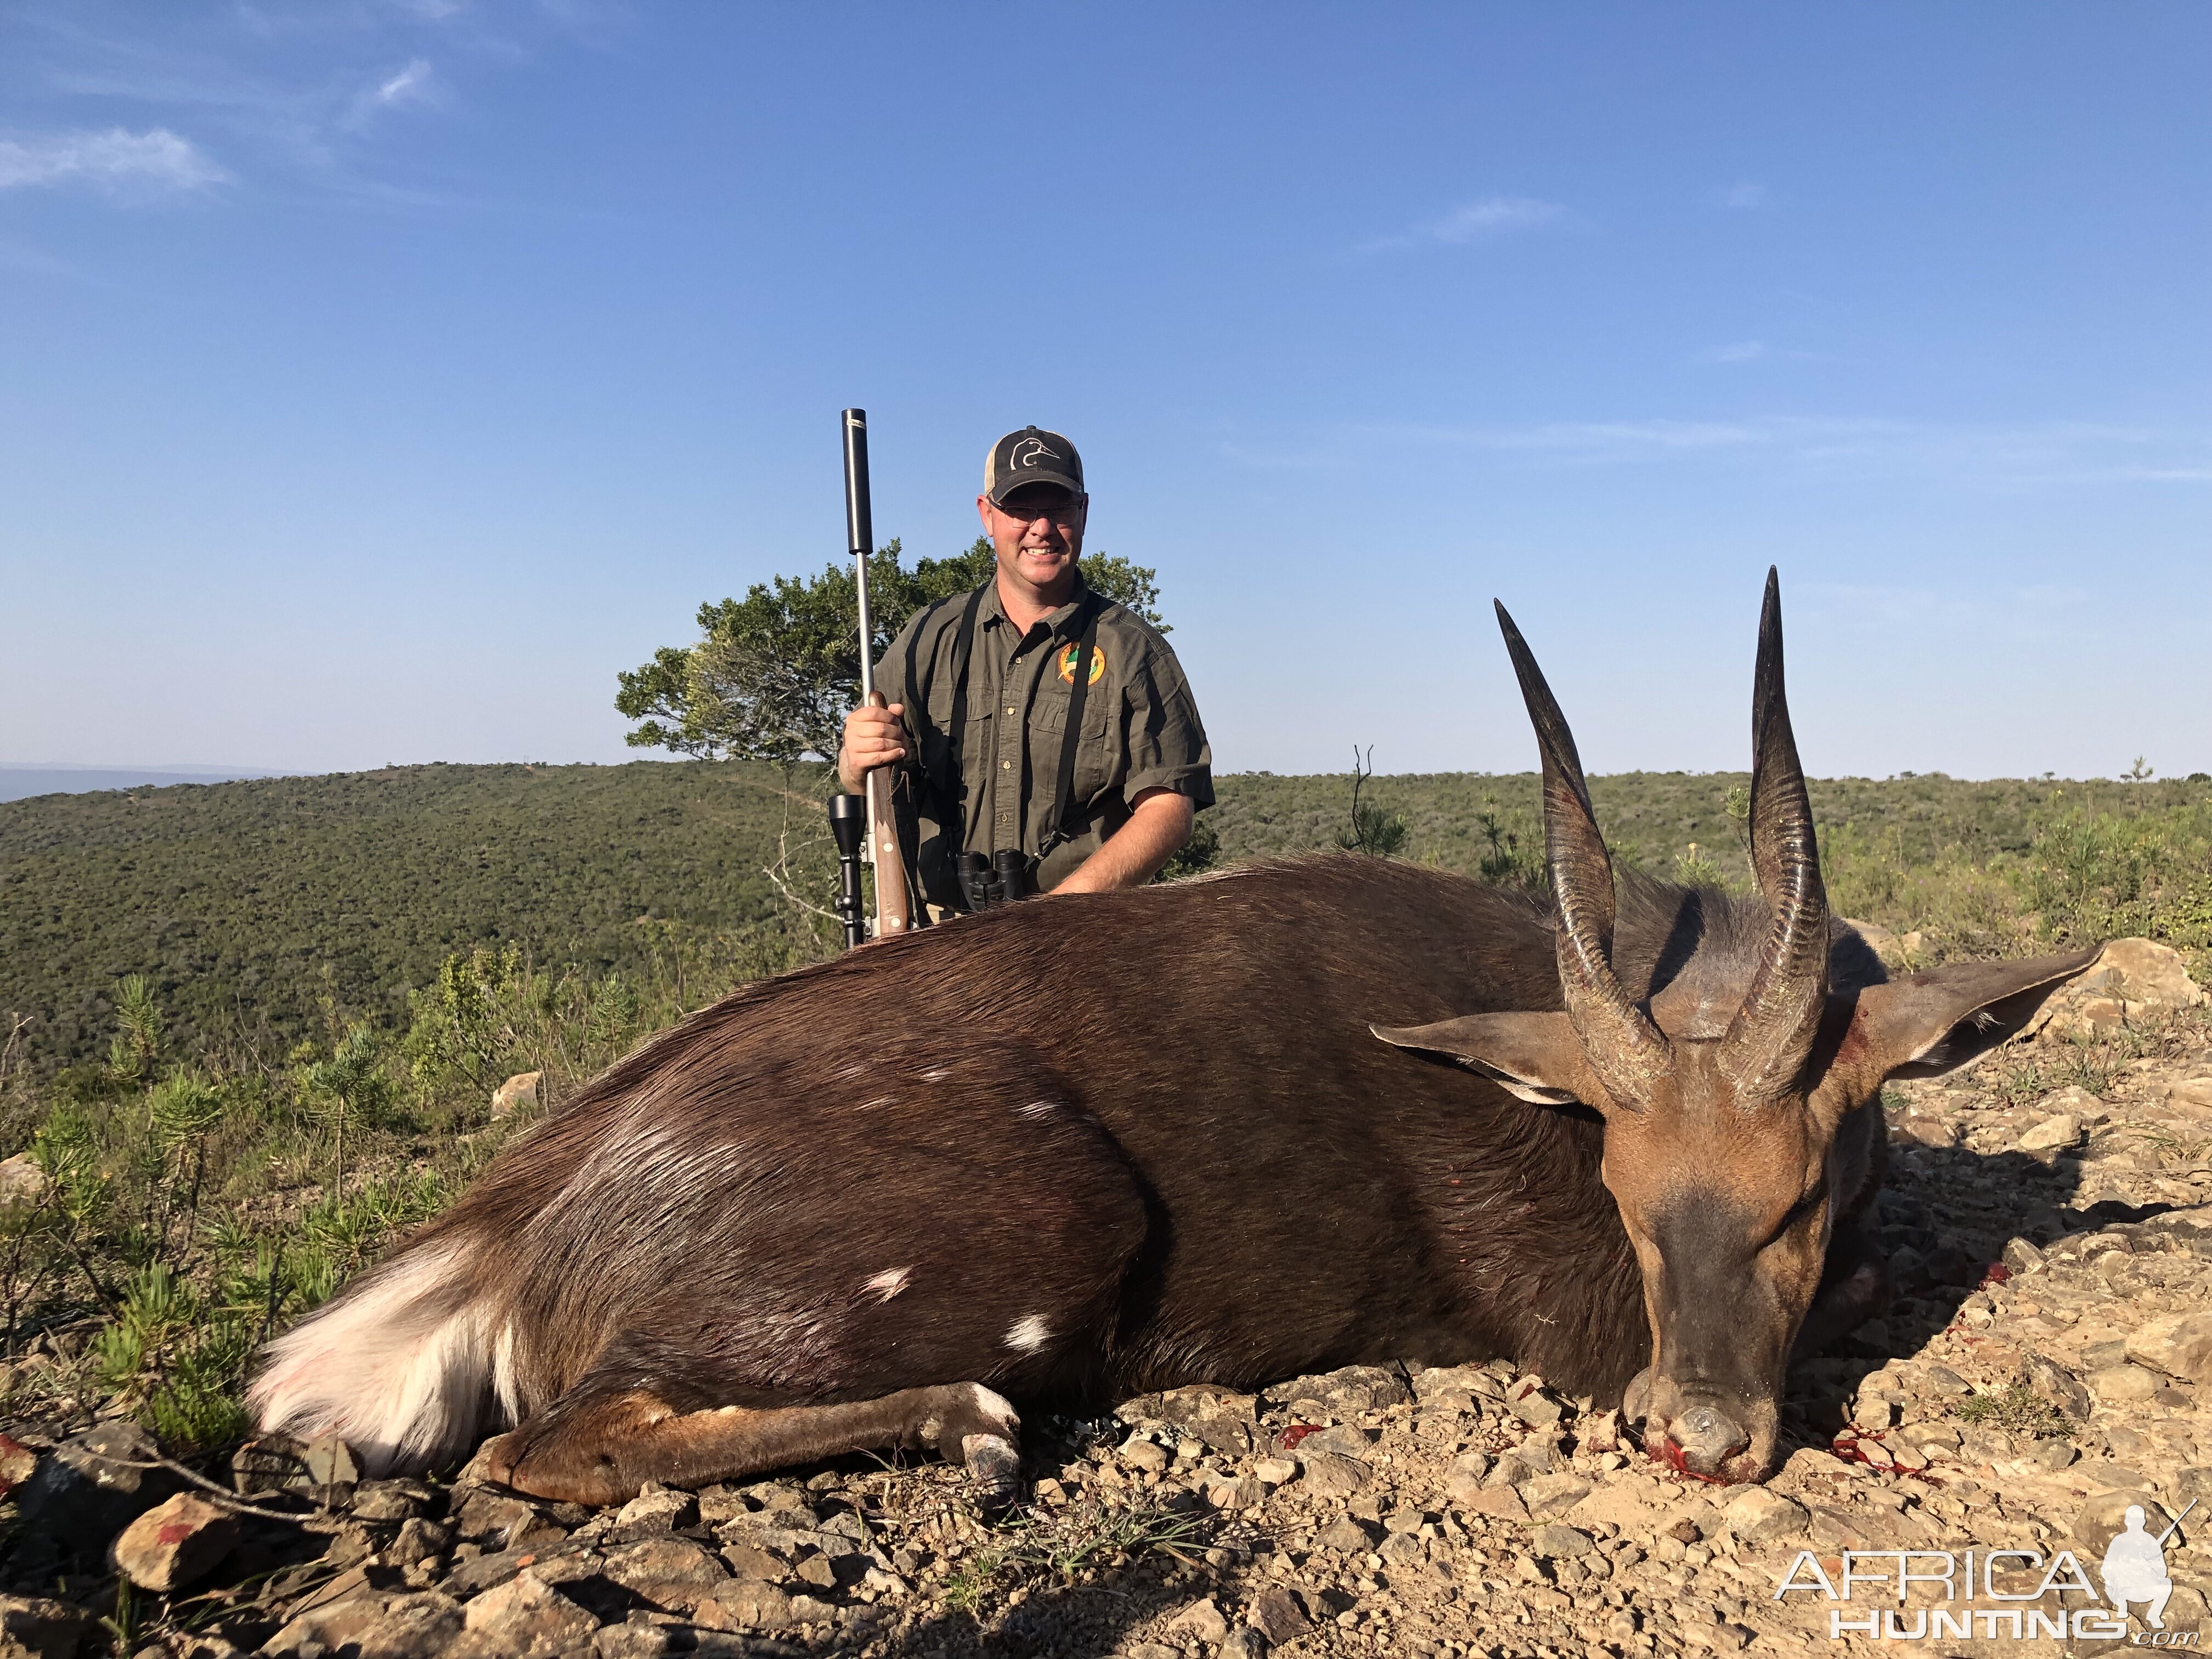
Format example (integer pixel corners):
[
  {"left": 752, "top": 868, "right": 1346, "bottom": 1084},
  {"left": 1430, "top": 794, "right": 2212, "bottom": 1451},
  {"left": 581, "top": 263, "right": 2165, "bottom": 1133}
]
[{"left": 844, "top": 409, "right": 912, "bottom": 938}]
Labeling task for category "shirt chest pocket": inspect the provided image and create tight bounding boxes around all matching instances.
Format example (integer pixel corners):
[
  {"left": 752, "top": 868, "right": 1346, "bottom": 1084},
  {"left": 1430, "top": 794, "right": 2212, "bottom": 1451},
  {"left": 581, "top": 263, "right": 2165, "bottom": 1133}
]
[{"left": 1027, "top": 682, "right": 1116, "bottom": 801}]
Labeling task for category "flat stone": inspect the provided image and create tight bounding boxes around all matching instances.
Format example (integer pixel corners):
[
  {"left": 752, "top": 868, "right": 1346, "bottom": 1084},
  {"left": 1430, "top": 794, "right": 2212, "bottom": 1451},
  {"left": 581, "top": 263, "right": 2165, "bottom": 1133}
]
[
  {"left": 261, "top": 1593, "right": 400, "bottom": 1657},
  {"left": 2089, "top": 939, "right": 2207, "bottom": 1007},
  {"left": 452, "top": 1489, "right": 566, "bottom": 1551},
  {"left": 1316, "top": 1515, "right": 1380, "bottom": 1553},
  {"left": 1455, "top": 1485, "right": 1529, "bottom": 1522},
  {"left": 110, "top": 1491, "right": 240, "bottom": 1592},
  {"left": 1565, "top": 1482, "right": 1670, "bottom": 1532},
  {"left": 1167, "top": 1596, "right": 1231, "bottom": 1644},
  {"left": 0, "top": 1153, "right": 48, "bottom": 1206},
  {"left": 2087, "top": 1363, "right": 2162, "bottom": 1402},
  {"left": 2019, "top": 1114, "right": 2082, "bottom": 1153},
  {"left": 492, "top": 1070, "right": 543, "bottom": 1115},
  {"left": 1296, "top": 1424, "right": 1374, "bottom": 1460},
  {"left": 1528, "top": 1523, "right": 1594, "bottom": 1558},
  {"left": 2124, "top": 1312, "right": 2212, "bottom": 1383},
  {"left": 1296, "top": 1449, "right": 1370, "bottom": 1498},
  {"left": 1118, "top": 1436, "right": 1170, "bottom": 1473},
  {"left": 1517, "top": 1471, "right": 1593, "bottom": 1521},
  {"left": 1247, "top": 1585, "right": 1312, "bottom": 1644},
  {"left": 1444, "top": 1451, "right": 1492, "bottom": 1504},
  {"left": 594, "top": 1627, "right": 676, "bottom": 1659},
  {"left": 599, "top": 1536, "right": 729, "bottom": 1611},
  {"left": 720, "top": 1541, "right": 789, "bottom": 1582},
  {"left": 696, "top": 1583, "right": 794, "bottom": 1631},
  {"left": 610, "top": 1486, "right": 695, "bottom": 1539},
  {"left": 1205, "top": 1472, "right": 1266, "bottom": 1510},
  {"left": 1723, "top": 1487, "right": 1808, "bottom": 1543},
  {"left": 1251, "top": 1455, "right": 1297, "bottom": 1485},
  {"left": 1508, "top": 1385, "right": 1565, "bottom": 1430},
  {"left": 462, "top": 1572, "right": 597, "bottom": 1649}
]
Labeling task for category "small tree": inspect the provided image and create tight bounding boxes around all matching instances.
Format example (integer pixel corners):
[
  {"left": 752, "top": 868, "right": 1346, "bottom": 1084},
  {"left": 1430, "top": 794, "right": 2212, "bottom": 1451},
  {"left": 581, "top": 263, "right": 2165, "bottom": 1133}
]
[
  {"left": 617, "top": 539, "right": 1167, "bottom": 764},
  {"left": 1338, "top": 746, "right": 1409, "bottom": 859},
  {"left": 301, "top": 1024, "right": 394, "bottom": 1204},
  {"left": 106, "top": 975, "right": 164, "bottom": 1084}
]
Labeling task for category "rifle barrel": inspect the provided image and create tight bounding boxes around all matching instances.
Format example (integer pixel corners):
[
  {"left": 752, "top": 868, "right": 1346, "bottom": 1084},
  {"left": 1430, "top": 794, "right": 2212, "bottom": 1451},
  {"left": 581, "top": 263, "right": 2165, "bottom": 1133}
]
[{"left": 844, "top": 409, "right": 876, "bottom": 701}]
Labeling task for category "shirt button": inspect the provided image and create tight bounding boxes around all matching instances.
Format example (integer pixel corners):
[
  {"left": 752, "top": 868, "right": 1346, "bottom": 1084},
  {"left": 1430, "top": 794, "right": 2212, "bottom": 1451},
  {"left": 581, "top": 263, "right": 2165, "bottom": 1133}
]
[
  {"left": 1001, "top": 760, "right": 1012, "bottom": 770},
  {"left": 1005, "top": 706, "right": 1016, "bottom": 716}
]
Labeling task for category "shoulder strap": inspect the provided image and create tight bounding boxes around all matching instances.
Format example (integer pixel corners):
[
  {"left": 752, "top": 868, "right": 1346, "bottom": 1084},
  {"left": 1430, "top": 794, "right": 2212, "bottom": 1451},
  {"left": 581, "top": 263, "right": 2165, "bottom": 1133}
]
[
  {"left": 1039, "top": 596, "right": 1105, "bottom": 856},
  {"left": 914, "top": 583, "right": 990, "bottom": 840}
]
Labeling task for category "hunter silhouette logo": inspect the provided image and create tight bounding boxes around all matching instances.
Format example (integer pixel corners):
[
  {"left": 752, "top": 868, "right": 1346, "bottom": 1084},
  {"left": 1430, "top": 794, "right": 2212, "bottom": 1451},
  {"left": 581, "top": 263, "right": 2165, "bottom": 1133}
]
[
  {"left": 2106, "top": 1501, "right": 2196, "bottom": 1630},
  {"left": 1058, "top": 642, "right": 1105, "bottom": 685},
  {"left": 1008, "top": 435, "right": 1061, "bottom": 470}
]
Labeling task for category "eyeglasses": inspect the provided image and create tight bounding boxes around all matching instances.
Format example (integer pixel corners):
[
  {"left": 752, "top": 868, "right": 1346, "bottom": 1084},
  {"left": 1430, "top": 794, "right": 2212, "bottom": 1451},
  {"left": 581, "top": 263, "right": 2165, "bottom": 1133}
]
[{"left": 991, "top": 494, "right": 1085, "bottom": 526}]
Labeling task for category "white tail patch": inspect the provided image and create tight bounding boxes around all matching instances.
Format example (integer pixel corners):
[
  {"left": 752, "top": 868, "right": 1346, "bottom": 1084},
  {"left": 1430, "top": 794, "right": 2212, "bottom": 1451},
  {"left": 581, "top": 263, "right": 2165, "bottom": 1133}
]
[
  {"left": 862, "top": 1267, "right": 912, "bottom": 1302},
  {"left": 246, "top": 1240, "right": 507, "bottom": 1477},
  {"left": 1015, "top": 1102, "right": 1059, "bottom": 1121},
  {"left": 1004, "top": 1314, "right": 1052, "bottom": 1353}
]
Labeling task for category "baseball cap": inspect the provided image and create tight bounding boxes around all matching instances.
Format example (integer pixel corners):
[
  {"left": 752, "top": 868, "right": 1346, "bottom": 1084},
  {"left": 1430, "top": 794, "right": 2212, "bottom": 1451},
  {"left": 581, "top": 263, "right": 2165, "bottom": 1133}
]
[{"left": 984, "top": 426, "right": 1085, "bottom": 504}]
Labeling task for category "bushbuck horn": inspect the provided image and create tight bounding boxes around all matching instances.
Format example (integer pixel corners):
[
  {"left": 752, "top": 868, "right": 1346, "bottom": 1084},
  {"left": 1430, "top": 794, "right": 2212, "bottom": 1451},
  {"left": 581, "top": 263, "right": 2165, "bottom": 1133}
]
[
  {"left": 1493, "top": 601, "right": 1670, "bottom": 1109},
  {"left": 1717, "top": 568, "right": 1829, "bottom": 1101}
]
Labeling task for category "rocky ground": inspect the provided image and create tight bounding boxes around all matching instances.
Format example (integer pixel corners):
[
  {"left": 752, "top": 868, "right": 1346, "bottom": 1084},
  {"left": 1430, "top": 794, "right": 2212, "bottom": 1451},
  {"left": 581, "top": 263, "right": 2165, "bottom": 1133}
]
[{"left": 2, "top": 943, "right": 2208, "bottom": 1659}]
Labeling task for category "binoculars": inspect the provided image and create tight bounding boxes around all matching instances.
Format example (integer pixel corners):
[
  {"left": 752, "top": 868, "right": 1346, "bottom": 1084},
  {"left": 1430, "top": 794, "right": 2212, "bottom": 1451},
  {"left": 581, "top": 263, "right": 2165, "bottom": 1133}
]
[{"left": 956, "top": 849, "right": 1035, "bottom": 911}]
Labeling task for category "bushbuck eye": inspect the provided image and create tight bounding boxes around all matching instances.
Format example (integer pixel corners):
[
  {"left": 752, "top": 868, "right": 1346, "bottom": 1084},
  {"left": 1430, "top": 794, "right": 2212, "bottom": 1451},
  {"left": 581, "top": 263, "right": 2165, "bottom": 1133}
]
[{"left": 1765, "top": 1188, "right": 1825, "bottom": 1247}]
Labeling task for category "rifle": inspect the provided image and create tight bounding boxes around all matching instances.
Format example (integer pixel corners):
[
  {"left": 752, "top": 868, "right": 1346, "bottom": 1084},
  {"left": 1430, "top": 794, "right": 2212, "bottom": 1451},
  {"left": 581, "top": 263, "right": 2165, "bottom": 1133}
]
[{"left": 839, "top": 408, "right": 912, "bottom": 942}]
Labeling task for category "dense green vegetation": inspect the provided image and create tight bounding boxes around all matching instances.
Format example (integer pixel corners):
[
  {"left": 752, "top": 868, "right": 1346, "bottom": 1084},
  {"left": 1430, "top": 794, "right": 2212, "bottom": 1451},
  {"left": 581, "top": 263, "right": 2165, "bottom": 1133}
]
[
  {"left": 7, "top": 763, "right": 2210, "bottom": 1079},
  {"left": 0, "top": 761, "right": 838, "bottom": 1076},
  {"left": 1, "top": 755, "right": 2207, "bottom": 1455}
]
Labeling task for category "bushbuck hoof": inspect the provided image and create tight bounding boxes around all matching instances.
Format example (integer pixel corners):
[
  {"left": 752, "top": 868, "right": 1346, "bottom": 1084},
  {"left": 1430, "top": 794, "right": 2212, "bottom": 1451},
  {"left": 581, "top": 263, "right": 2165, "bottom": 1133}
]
[
  {"left": 962, "top": 1432, "right": 1023, "bottom": 1511},
  {"left": 920, "top": 1382, "right": 1024, "bottom": 1510}
]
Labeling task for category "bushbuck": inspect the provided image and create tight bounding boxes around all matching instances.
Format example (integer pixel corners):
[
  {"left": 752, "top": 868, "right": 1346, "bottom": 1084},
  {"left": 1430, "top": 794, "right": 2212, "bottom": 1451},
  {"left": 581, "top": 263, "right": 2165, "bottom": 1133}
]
[{"left": 252, "top": 572, "right": 2092, "bottom": 1498}]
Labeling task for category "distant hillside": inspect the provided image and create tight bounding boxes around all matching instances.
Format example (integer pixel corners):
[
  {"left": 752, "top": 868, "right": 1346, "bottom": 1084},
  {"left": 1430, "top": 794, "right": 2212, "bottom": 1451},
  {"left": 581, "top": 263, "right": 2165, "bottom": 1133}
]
[
  {"left": 4, "top": 760, "right": 2203, "bottom": 1075},
  {"left": 0, "top": 764, "right": 284, "bottom": 803},
  {"left": 0, "top": 761, "right": 832, "bottom": 1071}
]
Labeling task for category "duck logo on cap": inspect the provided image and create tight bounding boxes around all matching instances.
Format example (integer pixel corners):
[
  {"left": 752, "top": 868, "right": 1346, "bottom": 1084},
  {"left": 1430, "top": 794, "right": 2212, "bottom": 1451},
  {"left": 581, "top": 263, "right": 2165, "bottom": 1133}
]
[{"left": 1009, "top": 435, "right": 1062, "bottom": 471}]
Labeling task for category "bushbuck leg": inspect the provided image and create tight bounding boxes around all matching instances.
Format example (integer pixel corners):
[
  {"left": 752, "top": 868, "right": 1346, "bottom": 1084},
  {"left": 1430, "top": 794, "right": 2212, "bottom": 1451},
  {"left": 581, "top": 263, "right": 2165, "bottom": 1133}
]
[
  {"left": 486, "top": 1378, "right": 1023, "bottom": 1509},
  {"left": 1788, "top": 1222, "right": 1892, "bottom": 1362}
]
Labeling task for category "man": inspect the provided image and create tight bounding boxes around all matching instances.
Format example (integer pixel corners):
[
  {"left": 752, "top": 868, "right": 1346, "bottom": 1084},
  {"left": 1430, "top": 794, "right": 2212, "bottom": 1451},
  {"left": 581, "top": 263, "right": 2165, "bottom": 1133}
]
[{"left": 837, "top": 425, "right": 1211, "bottom": 910}]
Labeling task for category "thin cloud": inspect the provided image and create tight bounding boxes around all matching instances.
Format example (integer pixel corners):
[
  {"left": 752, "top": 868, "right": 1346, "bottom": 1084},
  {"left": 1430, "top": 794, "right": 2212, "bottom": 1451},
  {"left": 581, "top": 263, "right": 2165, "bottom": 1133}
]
[
  {"left": 1361, "top": 195, "right": 1570, "bottom": 254},
  {"left": 0, "top": 127, "right": 229, "bottom": 193},
  {"left": 1234, "top": 416, "right": 2212, "bottom": 487},
  {"left": 375, "top": 58, "right": 436, "bottom": 106},
  {"left": 1718, "top": 182, "right": 1769, "bottom": 209},
  {"left": 1703, "top": 340, "right": 1769, "bottom": 364},
  {"left": 346, "top": 57, "right": 441, "bottom": 126}
]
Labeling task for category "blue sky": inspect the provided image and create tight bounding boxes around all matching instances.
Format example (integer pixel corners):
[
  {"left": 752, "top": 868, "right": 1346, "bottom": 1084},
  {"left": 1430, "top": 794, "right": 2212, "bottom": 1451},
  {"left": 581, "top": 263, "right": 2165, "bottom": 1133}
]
[{"left": 3, "top": 2, "right": 2207, "bottom": 782}]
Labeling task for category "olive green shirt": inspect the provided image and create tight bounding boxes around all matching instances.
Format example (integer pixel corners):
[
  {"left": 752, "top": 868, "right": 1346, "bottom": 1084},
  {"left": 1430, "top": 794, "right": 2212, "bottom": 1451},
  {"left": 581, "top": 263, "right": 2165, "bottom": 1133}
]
[{"left": 874, "top": 578, "right": 1213, "bottom": 907}]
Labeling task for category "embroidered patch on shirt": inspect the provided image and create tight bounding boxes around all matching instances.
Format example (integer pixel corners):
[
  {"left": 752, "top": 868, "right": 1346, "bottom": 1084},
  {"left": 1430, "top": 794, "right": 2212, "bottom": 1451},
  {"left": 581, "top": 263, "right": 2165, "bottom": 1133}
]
[{"left": 1057, "top": 641, "right": 1107, "bottom": 685}]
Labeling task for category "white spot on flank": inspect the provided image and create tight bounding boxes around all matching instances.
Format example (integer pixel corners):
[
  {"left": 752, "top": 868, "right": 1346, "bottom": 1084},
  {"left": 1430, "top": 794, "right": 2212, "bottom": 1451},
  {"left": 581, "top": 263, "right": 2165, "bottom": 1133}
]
[
  {"left": 1015, "top": 1102, "right": 1058, "bottom": 1120},
  {"left": 1004, "top": 1314, "right": 1052, "bottom": 1353},
  {"left": 864, "top": 1267, "right": 912, "bottom": 1302}
]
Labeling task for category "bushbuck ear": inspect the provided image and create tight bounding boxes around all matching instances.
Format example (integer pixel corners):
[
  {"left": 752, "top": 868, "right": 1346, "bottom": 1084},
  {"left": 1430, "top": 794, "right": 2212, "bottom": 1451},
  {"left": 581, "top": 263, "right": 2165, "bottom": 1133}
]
[
  {"left": 1371, "top": 1013, "right": 1612, "bottom": 1110},
  {"left": 1846, "top": 948, "right": 2103, "bottom": 1081}
]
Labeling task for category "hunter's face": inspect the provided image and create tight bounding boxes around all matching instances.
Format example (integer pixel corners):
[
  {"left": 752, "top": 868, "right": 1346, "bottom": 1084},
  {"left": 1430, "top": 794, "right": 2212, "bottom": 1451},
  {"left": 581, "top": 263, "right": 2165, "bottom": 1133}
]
[{"left": 979, "top": 485, "right": 1086, "bottom": 593}]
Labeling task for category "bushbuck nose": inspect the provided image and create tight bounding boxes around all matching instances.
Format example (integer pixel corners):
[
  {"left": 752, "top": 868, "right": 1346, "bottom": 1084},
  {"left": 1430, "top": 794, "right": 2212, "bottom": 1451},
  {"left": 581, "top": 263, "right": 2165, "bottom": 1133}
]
[{"left": 1668, "top": 1402, "right": 1751, "bottom": 1474}]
